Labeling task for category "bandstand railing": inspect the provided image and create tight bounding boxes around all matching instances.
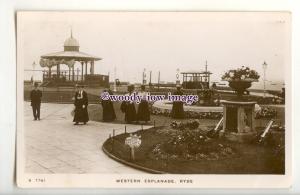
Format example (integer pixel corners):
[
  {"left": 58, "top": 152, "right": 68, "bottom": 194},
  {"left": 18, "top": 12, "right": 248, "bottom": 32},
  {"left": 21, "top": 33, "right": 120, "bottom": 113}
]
[{"left": 42, "top": 70, "right": 109, "bottom": 87}]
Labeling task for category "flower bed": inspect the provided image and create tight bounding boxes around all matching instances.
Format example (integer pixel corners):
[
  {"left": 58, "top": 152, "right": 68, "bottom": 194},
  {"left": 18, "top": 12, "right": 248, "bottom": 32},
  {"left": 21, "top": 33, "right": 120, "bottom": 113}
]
[
  {"left": 255, "top": 107, "right": 277, "bottom": 119},
  {"left": 151, "top": 103, "right": 275, "bottom": 120},
  {"left": 150, "top": 129, "right": 237, "bottom": 161},
  {"left": 151, "top": 106, "right": 223, "bottom": 119},
  {"left": 149, "top": 119, "right": 236, "bottom": 161},
  {"left": 170, "top": 119, "right": 200, "bottom": 130},
  {"left": 271, "top": 124, "right": 285, "bottom": 132}
]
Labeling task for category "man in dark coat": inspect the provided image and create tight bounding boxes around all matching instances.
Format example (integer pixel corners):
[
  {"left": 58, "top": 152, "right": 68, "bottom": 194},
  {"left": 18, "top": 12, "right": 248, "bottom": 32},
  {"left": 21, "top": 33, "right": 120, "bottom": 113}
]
[
  {"left": 73, "top": 84, "right": 89, "bottom": 125},
  {"left": 120, "top": 85, "right": 136, "bottom": 124},
  {"left": 101, "top": 89, "right": 116, "bottom": 122},
  {"left": 30, "top": 82, "right": 42, "bottom": 120},
  {"left": 171, "top": 85, "right": 185, "bottom": 119}
]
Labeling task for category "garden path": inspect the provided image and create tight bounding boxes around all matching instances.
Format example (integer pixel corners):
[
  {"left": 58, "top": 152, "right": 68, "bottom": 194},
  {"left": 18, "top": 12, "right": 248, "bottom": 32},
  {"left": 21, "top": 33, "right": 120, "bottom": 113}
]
[{"left": 24, "top": 102, "right": 150, "bottom": 174}]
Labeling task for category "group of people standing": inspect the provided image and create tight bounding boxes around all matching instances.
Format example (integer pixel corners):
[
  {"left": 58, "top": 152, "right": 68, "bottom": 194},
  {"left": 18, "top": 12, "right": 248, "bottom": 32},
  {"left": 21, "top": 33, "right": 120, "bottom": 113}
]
[
  {"left": 30, "top": 83, "right": 184, "bottom": 124},
  {"left": 103, "top": 84, "right": 151, "bottom": 124},
  {"left": 73, "top": 84, "right": 152, "bottom": 124},
  {"left": 100, "top": 84, "right": 185, "bottom": 123}
]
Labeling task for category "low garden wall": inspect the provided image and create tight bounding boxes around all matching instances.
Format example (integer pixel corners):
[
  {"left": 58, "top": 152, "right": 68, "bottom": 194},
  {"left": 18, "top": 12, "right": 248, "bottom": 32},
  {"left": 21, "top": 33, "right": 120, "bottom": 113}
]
[{"left": 151, "top": 100, "right": 263, "bottom": 119}]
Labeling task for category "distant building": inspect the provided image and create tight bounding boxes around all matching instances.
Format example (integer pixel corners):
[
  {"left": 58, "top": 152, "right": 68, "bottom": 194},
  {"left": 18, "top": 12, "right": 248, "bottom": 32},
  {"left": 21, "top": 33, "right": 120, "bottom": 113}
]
[{"left": 181, "top": 61, "right": 212, "bottom": 89}]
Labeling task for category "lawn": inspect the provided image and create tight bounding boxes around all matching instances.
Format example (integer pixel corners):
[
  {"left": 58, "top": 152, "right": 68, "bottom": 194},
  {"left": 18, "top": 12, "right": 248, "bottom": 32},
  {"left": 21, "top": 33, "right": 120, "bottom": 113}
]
[
  {"left": 103, "top": 127, "right": 285, "bottom": 174},
  {"left": 98, "top": 102, "right": 285, "bottom": 174}
]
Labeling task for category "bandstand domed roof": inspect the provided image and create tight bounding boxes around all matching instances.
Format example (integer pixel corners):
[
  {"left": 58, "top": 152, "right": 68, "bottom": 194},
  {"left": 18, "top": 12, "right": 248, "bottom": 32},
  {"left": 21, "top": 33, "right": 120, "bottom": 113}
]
[
  {"left": 40, "top": 30, "right": 101, "bottom": 63},
  {"left": 64, "top": 36, "right": 79, "bottom": 47}
]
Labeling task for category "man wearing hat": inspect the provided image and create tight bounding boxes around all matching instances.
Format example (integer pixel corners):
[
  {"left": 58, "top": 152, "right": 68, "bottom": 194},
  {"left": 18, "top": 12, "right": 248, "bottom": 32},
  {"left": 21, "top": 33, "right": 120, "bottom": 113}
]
[
  {"left": 73, "top": 84, "right": 89, "bottom": 125},
  {"left": 30, "top": 82, "right": 42, "bottom": 120}
]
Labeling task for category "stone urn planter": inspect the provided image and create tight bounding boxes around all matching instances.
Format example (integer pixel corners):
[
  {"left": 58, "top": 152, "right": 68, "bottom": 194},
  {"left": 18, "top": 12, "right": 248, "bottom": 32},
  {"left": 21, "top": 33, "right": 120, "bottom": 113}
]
[
  {"left": 221, "top": 67, "right": 260, "bottom": 142},
  {"left": 228, "top": 79, "right": 257, "bottom": 97}
]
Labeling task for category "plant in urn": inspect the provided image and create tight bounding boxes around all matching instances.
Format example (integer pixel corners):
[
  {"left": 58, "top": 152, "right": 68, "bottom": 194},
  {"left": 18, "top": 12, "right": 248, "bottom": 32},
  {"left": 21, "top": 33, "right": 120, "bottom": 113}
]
[{"left": 222, "top": 66, "right": 260, "bottom": 99}]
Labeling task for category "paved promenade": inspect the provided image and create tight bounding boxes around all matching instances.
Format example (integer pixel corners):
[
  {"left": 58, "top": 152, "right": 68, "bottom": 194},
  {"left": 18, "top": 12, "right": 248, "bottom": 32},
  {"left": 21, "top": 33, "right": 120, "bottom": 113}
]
[{"left": 24, "top": 102, "right": 151, "bottom": 174}]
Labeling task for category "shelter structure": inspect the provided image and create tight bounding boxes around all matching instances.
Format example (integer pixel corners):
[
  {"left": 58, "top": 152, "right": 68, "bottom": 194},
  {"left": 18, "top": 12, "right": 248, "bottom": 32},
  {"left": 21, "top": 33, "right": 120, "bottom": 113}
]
[
  {"left": 181, "top": 61, "right": 212, "bottom": 89},
  {"left": 40, "top": 31, "right": 108, "bottom": 87}
]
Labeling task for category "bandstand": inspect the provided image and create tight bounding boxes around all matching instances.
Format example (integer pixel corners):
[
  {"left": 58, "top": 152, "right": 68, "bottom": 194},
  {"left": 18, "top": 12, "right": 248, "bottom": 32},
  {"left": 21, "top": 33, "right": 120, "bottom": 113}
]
[{"left": 39, "top": 31, "right": 108, "bottom": 87}]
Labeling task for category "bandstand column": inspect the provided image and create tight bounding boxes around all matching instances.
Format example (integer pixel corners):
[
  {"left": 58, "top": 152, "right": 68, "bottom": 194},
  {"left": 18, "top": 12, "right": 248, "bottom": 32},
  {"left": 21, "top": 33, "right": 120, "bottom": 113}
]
[
  {"left": 76, "top": 68, "right": 79, "bottom": 81},
  {"left": 57, "top": 64, "right": 60, "bottom": 79},
  {"left": 81, "top": 61, "right": 84, "bottom": 81},
  {"left": 72, "top": 66, "right": 75, "bottom": 81},
  {"left": 90, "top": 61, "right": 94, "bottom": 75},
  {"left": 68, "top": 67, "right": 71, "bottom": 81},
  {"left": 48, "top": 67, "right": 51, "bottom": 78},
  {"left": 85, "top": 61, "right": 88, "bottom": 81}
]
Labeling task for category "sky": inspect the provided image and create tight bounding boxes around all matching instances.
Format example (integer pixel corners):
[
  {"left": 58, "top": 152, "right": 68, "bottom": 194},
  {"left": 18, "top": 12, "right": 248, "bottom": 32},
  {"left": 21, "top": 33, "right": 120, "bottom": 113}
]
[{"left": 18, "top": 12, "right": 290, "bottom": 90}]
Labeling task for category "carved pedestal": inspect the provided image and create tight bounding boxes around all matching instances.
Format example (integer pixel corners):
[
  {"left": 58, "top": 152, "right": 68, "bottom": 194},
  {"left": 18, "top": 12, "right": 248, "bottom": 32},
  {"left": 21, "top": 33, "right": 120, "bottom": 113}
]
[{"left": 220, "top": 100, "right": 256, "bottom": 142}]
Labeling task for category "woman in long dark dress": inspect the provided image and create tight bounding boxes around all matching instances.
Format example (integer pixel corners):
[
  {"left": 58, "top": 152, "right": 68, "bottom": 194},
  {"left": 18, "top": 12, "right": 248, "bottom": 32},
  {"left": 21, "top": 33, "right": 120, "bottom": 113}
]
[
  {"left": 171, "top": 85, "right": 185, "bottom": 119},
  {"left": 73, "top": 85, "right": 89, "bottom": 125},
  {"left": 137, "top": 85, "right": 150, "bottom": 123},
  {"left": 120, "top": 85, "right": 136, "bottom": 123},
  {"left": 101, "top": 89, "right": 116, "bottom": 122}
]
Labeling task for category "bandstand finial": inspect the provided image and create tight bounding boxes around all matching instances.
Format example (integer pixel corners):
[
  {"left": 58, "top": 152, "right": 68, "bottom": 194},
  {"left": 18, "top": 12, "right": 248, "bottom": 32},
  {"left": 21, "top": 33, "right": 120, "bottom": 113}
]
[{"left": 70, "top": 26, "right": 73, "bottom": 38}]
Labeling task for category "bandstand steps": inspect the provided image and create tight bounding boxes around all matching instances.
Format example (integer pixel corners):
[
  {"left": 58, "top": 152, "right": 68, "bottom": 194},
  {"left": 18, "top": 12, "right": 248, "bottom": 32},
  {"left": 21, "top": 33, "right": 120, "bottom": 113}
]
[{"left": 40, "top": 81, "right": 51, "bottom": 87}]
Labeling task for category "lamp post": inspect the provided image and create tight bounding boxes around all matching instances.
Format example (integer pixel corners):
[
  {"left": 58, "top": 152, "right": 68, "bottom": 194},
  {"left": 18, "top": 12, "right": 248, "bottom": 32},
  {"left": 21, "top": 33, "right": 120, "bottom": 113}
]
[
  {"left": 149, "top": 71, "right": 152, "bottom": 86},
  {"left": 32, "top": 61, "right": 36, "bottom": 84},
  {"left": 157, "top": 71, "right": 160, "bottom": 90},
  {"left": 113, "top": 66, "right": 117, "bottom": 92},
  {"left": 142, "top": 68, "right": 146, "bottom": 85},
  {"left": 176, "top": 68, "right": 180, "bottom": 85},
  {"left": 262, "top": 61, "right": 267, "bottom": 98}
]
